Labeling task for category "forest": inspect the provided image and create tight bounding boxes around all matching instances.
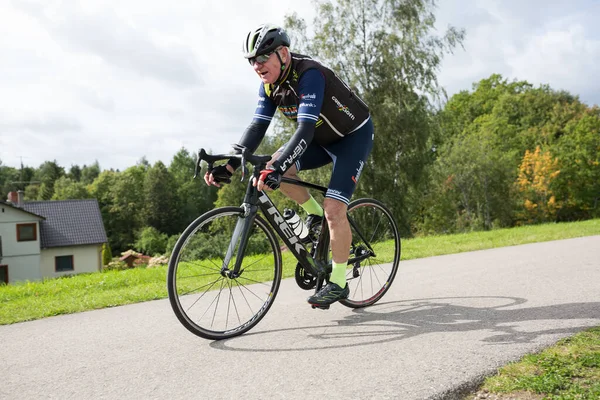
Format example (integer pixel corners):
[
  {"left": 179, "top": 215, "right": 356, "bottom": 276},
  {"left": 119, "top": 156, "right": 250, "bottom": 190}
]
[{"left": 1, "top": 0, "right": 598, "bottom": 257}]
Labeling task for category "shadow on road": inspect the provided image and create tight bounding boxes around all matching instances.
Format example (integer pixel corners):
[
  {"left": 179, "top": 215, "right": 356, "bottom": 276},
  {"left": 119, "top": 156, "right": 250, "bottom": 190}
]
[{"left": 211, "top": 296, "right": 600, "bottom": 352}]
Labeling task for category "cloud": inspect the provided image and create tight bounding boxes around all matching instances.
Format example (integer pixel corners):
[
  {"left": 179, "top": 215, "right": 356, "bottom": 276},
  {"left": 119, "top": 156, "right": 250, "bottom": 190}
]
[
  {"left": 436, "top": 0, "right": 600, "bottom": 106},
  {"left": 77, "top": 86, "right": 116, "bottom": 113},
  {"left": 508, "top": 22, "right": 600, "bottom": 104},
  {"left": 12, "top": 1, "right": 203, "bottom": 87}
]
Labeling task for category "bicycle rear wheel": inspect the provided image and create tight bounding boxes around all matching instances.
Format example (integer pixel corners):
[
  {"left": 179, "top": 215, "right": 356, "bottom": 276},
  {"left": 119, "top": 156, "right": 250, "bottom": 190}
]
[
  {"left": 340, "top": 198, "right": 400, "bottom": 308},
  {"left": 167, "top": 207, "right": 282, "bottom": 340}
]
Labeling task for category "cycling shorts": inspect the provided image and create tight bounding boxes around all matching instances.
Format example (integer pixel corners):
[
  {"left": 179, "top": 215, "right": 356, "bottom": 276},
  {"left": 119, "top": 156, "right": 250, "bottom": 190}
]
[{"left": 295, "top": 117, "right": 374, "bottom": 205}]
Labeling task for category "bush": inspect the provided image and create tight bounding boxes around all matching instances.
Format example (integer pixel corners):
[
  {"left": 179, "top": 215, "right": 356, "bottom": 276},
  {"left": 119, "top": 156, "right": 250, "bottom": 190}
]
[
  {"left": 165, "top": 234, "right": 180, "bottom": 256},
  {"left": 134, "top": 227, "right": 168, "bottom": 256},
  {"left": 103, "top": 260, "right": 128, "bottom": 271},
  {"left": 148, "top": 255, "right": 169, "bottom": 268},
  {"left": 101, "top": 243, "right": 113, "bottom": 266}
]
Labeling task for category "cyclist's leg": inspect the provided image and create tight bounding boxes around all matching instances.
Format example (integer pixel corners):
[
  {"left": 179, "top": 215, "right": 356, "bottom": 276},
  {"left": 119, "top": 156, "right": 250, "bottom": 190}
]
[
  {"left": 308, "top": 118, "right": 374, "bottom": 305},
  {"left": 276, "top": 141, "right": 331, "bottom": 211}
]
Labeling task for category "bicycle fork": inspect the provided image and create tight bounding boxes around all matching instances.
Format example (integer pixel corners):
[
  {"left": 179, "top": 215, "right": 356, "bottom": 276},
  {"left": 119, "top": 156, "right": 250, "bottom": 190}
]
[{"left": 221, "top": 204, "right": 258, "bottom": 278}]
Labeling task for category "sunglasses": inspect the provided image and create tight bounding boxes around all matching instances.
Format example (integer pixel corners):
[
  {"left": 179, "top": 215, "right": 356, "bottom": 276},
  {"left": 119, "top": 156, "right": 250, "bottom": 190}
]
[{"left": 248, "top": 51, "right": 275, "bottom": 66}]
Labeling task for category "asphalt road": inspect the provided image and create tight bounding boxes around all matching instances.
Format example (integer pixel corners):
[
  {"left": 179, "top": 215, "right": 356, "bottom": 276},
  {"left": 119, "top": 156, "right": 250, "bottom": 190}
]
[{"left": 2, "top": 236, "right": 599, "bottom": 400}]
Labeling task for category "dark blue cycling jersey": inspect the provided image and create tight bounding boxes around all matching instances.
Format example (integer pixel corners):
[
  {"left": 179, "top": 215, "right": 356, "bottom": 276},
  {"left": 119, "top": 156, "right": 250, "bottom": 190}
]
[
  {"left": 253, "top": 68, "right": 326, "bottom": 126},
  {"left": 231, "top": 57, "right": 373, "bottom": 204}
]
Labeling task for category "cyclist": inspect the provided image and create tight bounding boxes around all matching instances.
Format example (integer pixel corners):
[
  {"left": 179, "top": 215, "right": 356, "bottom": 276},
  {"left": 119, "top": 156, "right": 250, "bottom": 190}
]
[{"left": 204, "top": 24, "right": 374, "bottom": 307}]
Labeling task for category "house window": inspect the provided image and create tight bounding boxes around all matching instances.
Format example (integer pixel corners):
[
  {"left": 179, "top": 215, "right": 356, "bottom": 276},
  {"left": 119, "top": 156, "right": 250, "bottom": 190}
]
[
  {"left": 55, "top": 255, "right": 74, "bottom": 272},
  {"left": 16, "top": 223, "right": 37, "bottom": 242}
]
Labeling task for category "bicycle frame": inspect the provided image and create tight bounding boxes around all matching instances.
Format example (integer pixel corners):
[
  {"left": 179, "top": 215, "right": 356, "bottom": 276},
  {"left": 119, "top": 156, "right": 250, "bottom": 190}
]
[
  {"left": 222, "top": 173, "right": 377, "bottom": 287},
  {"left": 222, "top": 175, "right": 331, "bottom": 284}
]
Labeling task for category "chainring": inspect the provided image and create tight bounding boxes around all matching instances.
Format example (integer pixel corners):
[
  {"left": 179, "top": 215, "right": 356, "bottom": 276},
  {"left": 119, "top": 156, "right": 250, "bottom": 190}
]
[{"left": 295, "top": 263, "right": 317, "bottom": 290}]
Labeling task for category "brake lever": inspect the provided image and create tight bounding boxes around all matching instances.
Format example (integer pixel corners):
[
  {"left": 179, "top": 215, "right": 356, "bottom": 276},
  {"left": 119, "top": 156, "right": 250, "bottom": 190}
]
[
  {"left": 193, "top": 151, "right": 202, "bottom": 179},
  {"left": 241, "top": 154, "right": 248, "bottom": 181}
]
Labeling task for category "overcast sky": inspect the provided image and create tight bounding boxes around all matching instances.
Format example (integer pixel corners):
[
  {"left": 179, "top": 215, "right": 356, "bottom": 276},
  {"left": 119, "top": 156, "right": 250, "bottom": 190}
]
[{"left": 1, "top": 0, "right": 599, "bottom": 171}]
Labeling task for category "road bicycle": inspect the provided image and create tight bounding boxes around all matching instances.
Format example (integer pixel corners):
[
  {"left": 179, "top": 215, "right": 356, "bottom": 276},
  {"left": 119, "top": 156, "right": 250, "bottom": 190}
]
[{"left": 167, "top": 145, "right": 401, "bottom": 340}]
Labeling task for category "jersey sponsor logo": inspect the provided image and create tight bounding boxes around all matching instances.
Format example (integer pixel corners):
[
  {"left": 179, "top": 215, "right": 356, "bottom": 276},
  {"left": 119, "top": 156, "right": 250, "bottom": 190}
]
[
  {"left": 258, "top": 96, "right": 266, "bottom": 102},
  {"left": 300, "top": 93, "right": 317, "bottom": 100},
  {"left": 278, "top": 105, "right": 298, "bottom": 118},
  {"left": 331, "top": 96, "right": 355, "bottom": 120},
  {"left": 299, "top": 102, "right": 316, "bottom": 108},
  {"left": 278, "top": 139, "right": 307, "bottom": 172}
]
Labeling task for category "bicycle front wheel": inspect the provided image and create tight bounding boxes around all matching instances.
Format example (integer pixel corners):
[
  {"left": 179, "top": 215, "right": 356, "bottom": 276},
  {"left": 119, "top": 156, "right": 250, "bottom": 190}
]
[
  {"left": 340, "top": 198, "right": 401, "bottom": 308},
  {"left": 167, "top": 207, "right": 282, "bottom": 340}
]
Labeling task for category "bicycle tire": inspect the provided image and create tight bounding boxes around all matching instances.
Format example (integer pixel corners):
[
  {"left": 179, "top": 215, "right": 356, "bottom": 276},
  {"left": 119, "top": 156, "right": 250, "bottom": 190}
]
[
  {"left": 339, "top": 198, "right": 401, "bottom": 308},
  {"left": 167, "top": 207, "right": 282, "bottom": 340}
]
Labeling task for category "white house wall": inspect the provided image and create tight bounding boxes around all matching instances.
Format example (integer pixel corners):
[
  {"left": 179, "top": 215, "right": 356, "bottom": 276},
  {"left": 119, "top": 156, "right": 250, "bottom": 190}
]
[
  {"left": 40, "top": 244, "right": 103, "bottom": 279},
  {"left": 0, "top": 205, "right": 43, "bottom": 282},
  {"left": 3, "top": 255, "right": 42, "bottom": 283}
]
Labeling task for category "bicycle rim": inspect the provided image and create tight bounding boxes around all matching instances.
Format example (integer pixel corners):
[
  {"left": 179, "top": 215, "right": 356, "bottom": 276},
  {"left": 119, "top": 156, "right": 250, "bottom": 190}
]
[
  {"left": 167, "top": 207, "right": 282, "bottom": 340},
  {"left": 340, "top": 198, "right": 401, "bottom": 308}
]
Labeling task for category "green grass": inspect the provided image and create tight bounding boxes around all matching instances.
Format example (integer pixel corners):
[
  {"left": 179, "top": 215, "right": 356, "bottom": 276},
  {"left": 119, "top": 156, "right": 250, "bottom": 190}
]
[
  {"left": 402, "top": 218, "right": 600, "bottom": 260},
  {"left": 467, "top": 327, "right": 600, "bottom": 399},
  {"left": 1, "top": 218, "right": 599, "bottom": 326}
]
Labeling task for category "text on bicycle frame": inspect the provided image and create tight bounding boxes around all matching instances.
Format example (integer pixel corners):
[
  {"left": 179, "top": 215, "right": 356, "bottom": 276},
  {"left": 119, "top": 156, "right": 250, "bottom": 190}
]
[{"left": 258, "top": 193, "right": 306, "bottom": 254}]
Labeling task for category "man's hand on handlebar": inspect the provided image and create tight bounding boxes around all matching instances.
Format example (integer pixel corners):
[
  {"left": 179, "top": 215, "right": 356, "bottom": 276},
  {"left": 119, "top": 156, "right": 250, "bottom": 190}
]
[
  {"left": 204, "top": 164, "right": 234, "bottom": 187},
  {"left": 253, "top": 168, "right": 281, "bottom": 191}
]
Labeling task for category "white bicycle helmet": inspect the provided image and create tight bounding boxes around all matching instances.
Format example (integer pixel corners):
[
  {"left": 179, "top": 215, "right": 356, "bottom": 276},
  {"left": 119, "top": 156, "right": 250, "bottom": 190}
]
[{"left": 242, "top": 24, "right": 291, "bottom": 61}]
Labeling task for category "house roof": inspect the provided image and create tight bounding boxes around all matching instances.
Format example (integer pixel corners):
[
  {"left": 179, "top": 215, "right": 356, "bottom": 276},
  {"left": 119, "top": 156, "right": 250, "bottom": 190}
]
[
  {"left": 22, "top": 199, "right": 108, "bottom": 248},
  {"left": 0, "top": 201, "right": 45, "bottom": 220}
]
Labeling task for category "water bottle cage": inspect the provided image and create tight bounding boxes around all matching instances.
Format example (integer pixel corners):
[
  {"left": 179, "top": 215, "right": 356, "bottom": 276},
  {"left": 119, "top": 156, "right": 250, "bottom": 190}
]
[{"left": 283, "top": 209, "right": 309, "bottom": 241}]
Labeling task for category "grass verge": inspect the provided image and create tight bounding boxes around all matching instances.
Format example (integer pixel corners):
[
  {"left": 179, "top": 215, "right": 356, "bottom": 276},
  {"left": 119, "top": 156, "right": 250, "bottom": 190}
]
[
  {"left": 466, "top": 327, "right": 600, "bottom": 400},
  {"left": 1, "top": 218, "right": 599, "bottom": 326}
]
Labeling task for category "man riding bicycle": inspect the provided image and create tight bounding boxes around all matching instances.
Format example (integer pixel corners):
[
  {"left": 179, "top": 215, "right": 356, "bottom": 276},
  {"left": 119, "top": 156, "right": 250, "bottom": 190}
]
[{"left": 204, "top": 24, "right": 374, "bottom": 307}]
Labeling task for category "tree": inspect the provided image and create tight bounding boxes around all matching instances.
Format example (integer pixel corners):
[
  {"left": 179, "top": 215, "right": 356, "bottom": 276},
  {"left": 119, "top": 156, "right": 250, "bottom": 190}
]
[
  {"left": 168, "top": 148, "right": 217, "bottom": 231},
  {"left": 68, "top": 165, "right": 82, "bottom": 182},
  {"left": 101, "top": 242, "right": 113, "bottom": 266},
  {"left": 89, "top": 166, "right": 146, "bottom": 252},
  {"left": 89, "top": 170, "right": 120, "bottom": 251},
  {"left": 430, "top": 74, "right": 599, "bottom": 232},
  {"left": 33, "top": 161, "right": 65, "bottom": 200},
  {"left": 515, "top": 146, "right": 561, "bottom": 224},
  {"left": 421, "top": 123, "right": 515, "bottom": 232},
  {"left": 285, "top": 0, "right": 465, "bottom": 235},
  {"left": 52, "top": 176, "right": 90, "bottom": 200},
  {"left": 143, "top": 161, "right": 178, "bottom": 235},
  {"left": 552, "top": 106, "right": 600, "bottom": 220},
  {"left": 134, "top": 226, "right": 168, "bottom": 256},
  {"left": 24, "top": 184, "right": 40, "bottom": 201},
  {"left": 0, "top": 162, "right": 18, "bottom": 200},
  {"left": 81, "top": 161, "right": 101, "bottom": 185}
]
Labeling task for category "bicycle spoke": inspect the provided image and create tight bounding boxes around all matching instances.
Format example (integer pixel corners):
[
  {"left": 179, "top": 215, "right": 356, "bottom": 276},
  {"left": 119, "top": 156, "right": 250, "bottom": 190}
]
[
  {"left": 224, "top": 279, "right": 240, "bottom": 331},
  {"left": 239, "top": 254, "right": 274, "bottom": 271},
  {"left": 235, "top": 275, "right": 275, "bottom": 287},
  {"left": 177, "top": 271, "right": 222, "bottom": 280},
  {"left": 234, "top": 277, "right": 272, "bottom": 302},
  {"left": 235, "top": 281, "right": 256, "bottom": 318},
  {"left": 182, "top": 277, "right": 223, "bottom": 299},
  {"left": 210, "top": 278, "right": 227, "bottom": 328}
]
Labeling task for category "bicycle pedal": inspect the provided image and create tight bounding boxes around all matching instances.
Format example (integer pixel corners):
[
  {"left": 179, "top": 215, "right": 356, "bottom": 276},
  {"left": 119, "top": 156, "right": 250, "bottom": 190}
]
[{"left": 310, "top": 304, "right": 330, "bottom": 310}]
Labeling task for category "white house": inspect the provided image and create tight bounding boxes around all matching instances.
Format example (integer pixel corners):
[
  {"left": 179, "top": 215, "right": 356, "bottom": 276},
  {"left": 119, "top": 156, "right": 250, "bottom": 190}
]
[{"left": 0, "top": 192, "right": 108, "bottom": 284}]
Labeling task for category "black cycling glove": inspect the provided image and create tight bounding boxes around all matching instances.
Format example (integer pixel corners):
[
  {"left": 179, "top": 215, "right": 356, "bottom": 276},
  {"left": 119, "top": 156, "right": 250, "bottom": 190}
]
[
  {"left": 210, "top": 165, "right": 233, "bottom": 184},
  {"left": 258, "top": 169, "right": 282, "bottom": 190}
]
